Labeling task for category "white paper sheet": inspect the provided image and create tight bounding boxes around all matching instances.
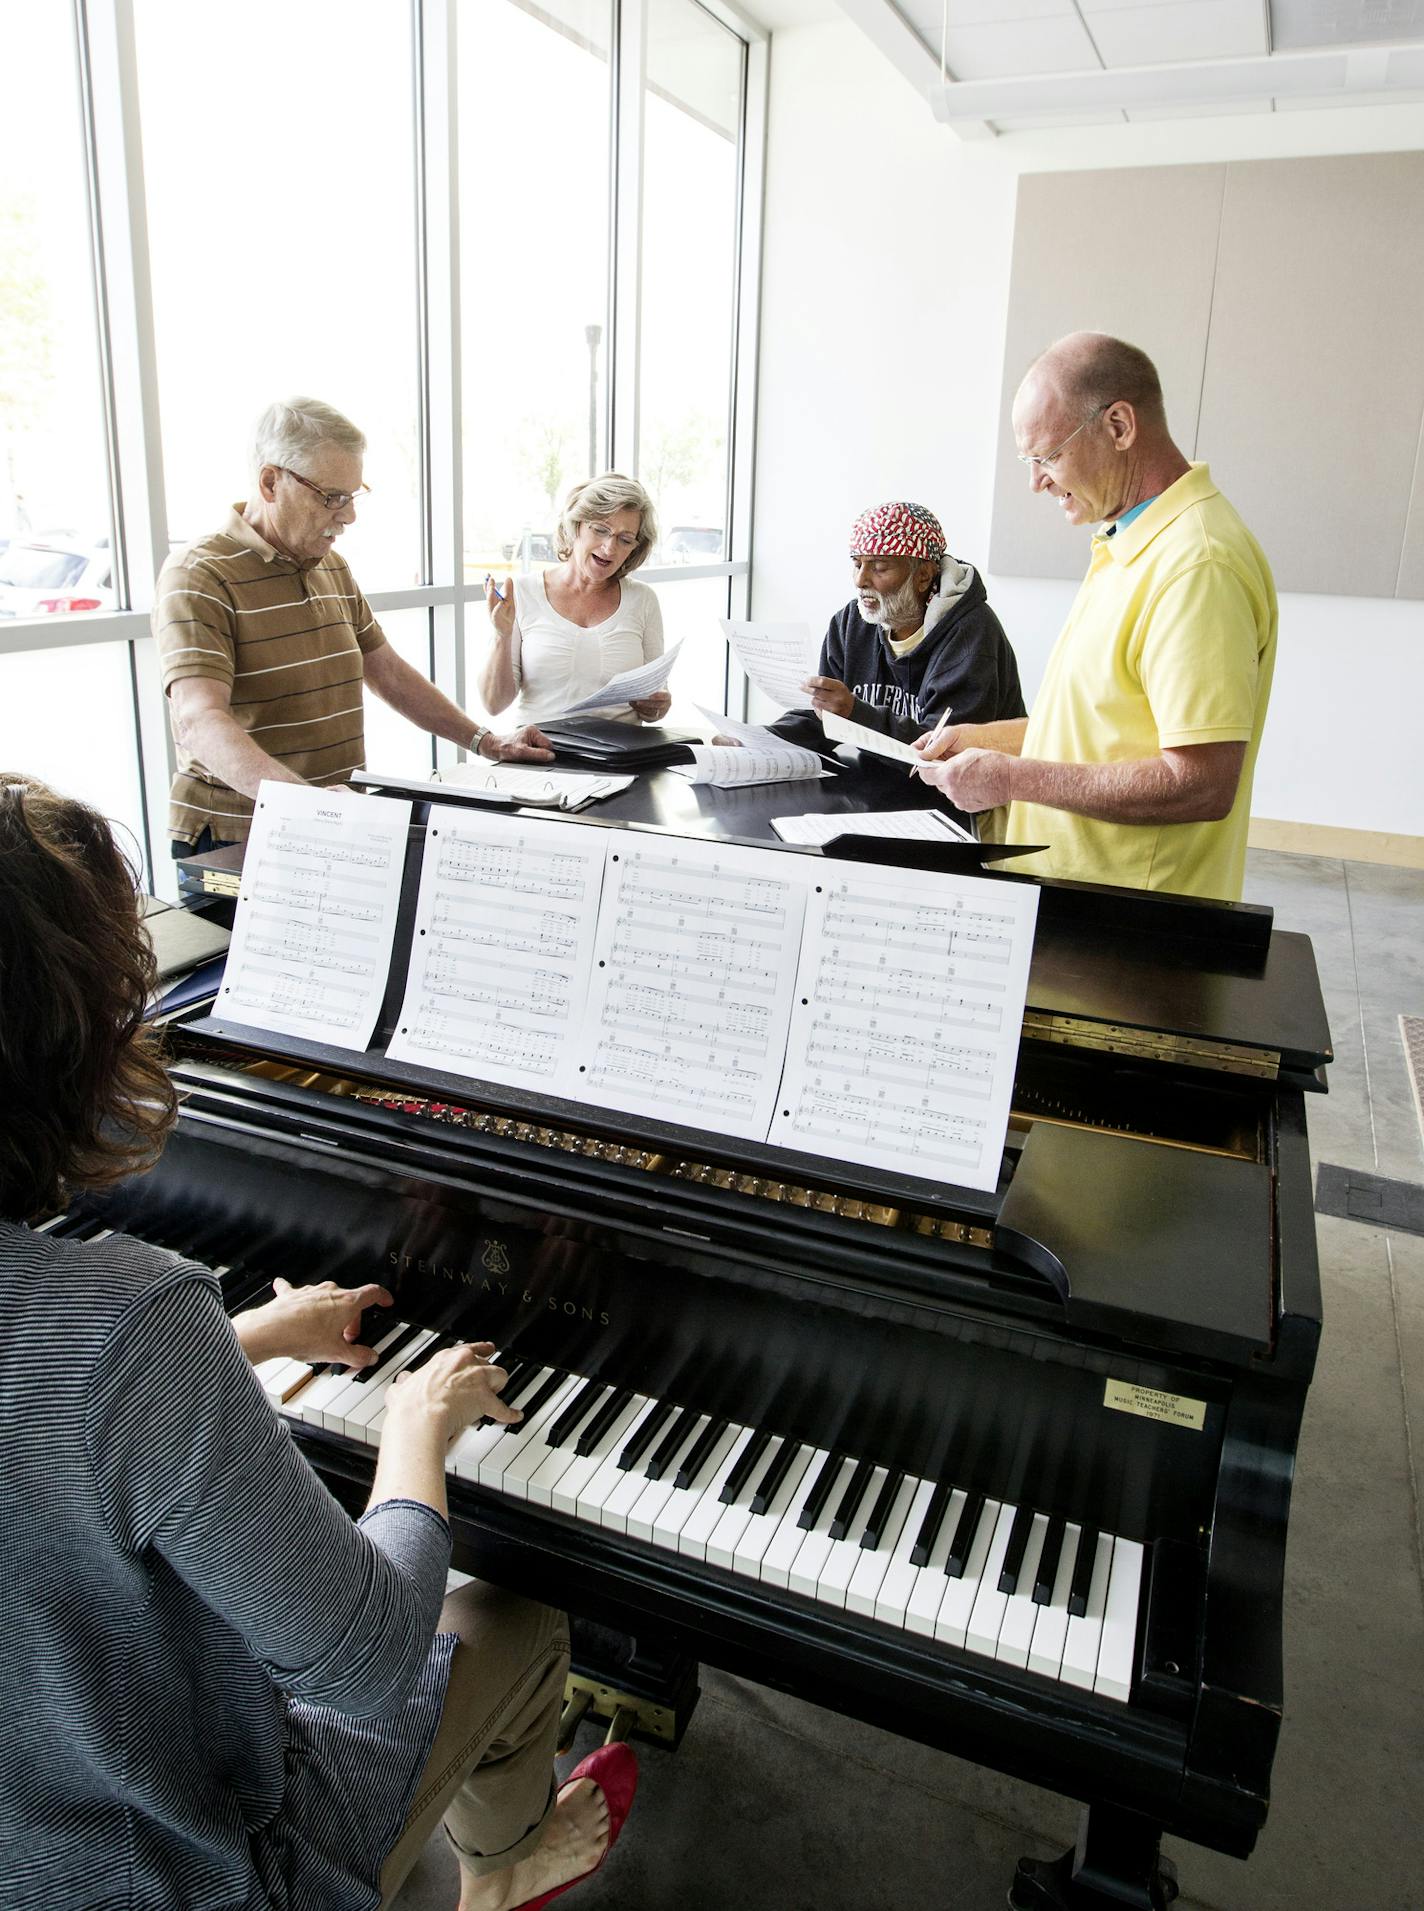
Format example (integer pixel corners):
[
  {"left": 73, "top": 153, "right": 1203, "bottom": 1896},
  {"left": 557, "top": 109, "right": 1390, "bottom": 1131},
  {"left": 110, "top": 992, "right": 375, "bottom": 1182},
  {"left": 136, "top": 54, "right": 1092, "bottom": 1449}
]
[
  {"left": 769, "top": 809, "right": 975, "bottom": 845},
  {"left": 555, "top": 640, "right": 683, "bottom": 719},
  {"left": 440, "top": 763, "right": 635, "bottom": 808},
  {"left": 217, "top": 782, "right": 411, "bottom": 1050},
  {"left": 819, "top": 708, "right": 922, "bottom": 765},
  {"left": 671, "top": 744, "right": 830, "bottom": 788},
  {"left": 719, "top": 619, "right": 817, "bottom": 710},
  {"left": 574, "top": 835, "right": 813, "bottom": 1140},
  {"left": 385, "top": 807, "right": 607, "bottom": 1093},
  {"left": 775, "top": 865, "right": 1040, "bottom": 1193}
]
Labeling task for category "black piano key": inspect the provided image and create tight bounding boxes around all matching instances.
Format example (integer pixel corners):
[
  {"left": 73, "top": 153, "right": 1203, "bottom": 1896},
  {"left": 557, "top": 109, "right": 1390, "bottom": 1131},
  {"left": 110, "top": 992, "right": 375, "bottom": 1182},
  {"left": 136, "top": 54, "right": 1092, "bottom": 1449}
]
[
  {"left": 645, "top": 1406, "right": 701, "bottom": 1482},
  {"left": 402, "top": 1332, "right": 455, "bottom": 1377},
  {"left": 720, "top": 1428, "right": 772, "bottom": 1505},
  {"left": 797, "top": 1449, "right": 845, "bottom": 1531},
  {"left": 574, "top": 1387, "right": 634, "bottom": 1457},
  {"left": 910, "top": 1480, "right": 953, "bottom": 1569},
  {"left": 545, "top": 1379, "right": 607, "bottom": 1449},
  {"left": 828, "top": 1456, "right": 876, "bottom": 1542},
  {"left": 674, "top": 1416, "right": 730, "bottom": 1491},
  {"left": 1068, "top": 1526, "right": 1098, "bottom": 1619},
  {"left": 998, "top": 1502, "right": 1037, "bottom": 1595},
  {"left": 356, "top": 1320, "right": 428, "bottom": 1384},
  {"left": 750, "top": 1438, "right": 801, "bottom": 1515},
  {"left": 618, "top": 1397, "right": 674, "bottom": 1471},
  {"left": 1034, "top": 1516, "right": 1067, "bottom": 1605},
  {"left": 859, "top": 1468, "right": 905, "bottom": 1551},
  {"left": 507, "top": 1367, "right": 567, "bottom": 1432},
  {"left": 946, "top": 1490, "right": 987, "bottom": 1579},
  {"left": 496, "top": 1361, "right": 544, "bottom": 1408}
]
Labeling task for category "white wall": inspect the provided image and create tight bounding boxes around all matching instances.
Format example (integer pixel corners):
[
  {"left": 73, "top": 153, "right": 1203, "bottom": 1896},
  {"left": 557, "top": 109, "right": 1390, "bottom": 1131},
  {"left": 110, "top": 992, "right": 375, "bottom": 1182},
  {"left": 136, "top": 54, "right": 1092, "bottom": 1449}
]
[{"left": 750, "top": 19, "right": 1424, "bottom": 836}]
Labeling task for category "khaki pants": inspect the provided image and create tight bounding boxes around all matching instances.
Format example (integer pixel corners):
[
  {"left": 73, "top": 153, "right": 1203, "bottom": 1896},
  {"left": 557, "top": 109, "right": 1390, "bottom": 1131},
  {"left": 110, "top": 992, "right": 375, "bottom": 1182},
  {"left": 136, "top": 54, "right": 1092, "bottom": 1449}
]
[{"left": 378, "top": 1580, "right": 571, "bottom": 1906}]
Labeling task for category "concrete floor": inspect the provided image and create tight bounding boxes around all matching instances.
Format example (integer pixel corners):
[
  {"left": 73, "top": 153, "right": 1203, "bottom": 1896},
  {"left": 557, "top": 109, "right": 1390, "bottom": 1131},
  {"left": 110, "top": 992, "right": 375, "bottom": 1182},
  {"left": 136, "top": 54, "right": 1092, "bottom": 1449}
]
[{"left": 395, "top": 849, "right": 1424, "bottom": 1911}]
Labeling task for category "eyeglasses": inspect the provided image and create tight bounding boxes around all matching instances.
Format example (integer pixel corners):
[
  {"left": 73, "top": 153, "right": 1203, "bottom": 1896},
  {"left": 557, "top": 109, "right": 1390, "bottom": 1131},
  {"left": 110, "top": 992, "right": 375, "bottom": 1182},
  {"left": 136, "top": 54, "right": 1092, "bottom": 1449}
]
[
  {"left": 281, "top": 467, "right": 370, "bottom": 511},
  {"left": 585, "top": 520, "right": 639, "bottom": 551},
  {"left": 1016, "top": 406, "right": 1105, "bottom": 471}
]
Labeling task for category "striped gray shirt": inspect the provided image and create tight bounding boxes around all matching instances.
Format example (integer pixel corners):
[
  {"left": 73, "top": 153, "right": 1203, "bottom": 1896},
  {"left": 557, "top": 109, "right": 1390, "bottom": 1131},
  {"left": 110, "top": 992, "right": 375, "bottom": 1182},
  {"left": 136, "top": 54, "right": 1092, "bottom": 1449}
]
[{"left": 0, "top": 1222, "right": 453, "bottom": 1910}]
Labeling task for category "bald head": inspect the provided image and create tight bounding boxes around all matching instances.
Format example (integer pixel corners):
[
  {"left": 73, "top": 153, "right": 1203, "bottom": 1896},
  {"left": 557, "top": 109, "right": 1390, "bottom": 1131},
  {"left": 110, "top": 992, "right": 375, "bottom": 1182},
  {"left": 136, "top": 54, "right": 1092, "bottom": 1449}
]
[{"left": 1021, "top": 332, "right": 1166, "bottom": 429}]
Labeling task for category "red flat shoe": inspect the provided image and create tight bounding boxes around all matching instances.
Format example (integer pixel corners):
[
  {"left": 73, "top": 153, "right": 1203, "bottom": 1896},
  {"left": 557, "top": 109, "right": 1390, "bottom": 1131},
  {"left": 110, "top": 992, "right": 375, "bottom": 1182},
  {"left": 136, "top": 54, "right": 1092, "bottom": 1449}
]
[{"left": 510, "top": 1740, "right": 639, "bottom": 1911}]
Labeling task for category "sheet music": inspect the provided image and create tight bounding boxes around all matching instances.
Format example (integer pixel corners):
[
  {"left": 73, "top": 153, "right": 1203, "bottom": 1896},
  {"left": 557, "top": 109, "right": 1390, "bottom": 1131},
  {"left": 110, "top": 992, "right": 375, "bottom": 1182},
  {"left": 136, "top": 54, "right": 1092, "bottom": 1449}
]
[
  {"left": 575, "top": 835, "right": 812, "bottom": 1140},
  {"left": 819, "top": 708, "right": 921, "bottom": 765},
  {"left": 719, "top": 619, "right": 816, "bottom": 710},
  {"left": 770, "top": 809, "right": 975, "bottom": 845},
  {"left": 775, "top": 866, "right": 1039, "bottom": 1193},
  {"left": 555, "top": 640, "right": 682, "bottom": 719},
  {"left": 440, "top": 763, "right": 635, "bottom": 807},
  {"left": 671, "top": 744, "right": 830, "bottom": 788},
  {"left": 386, "top": 807, "right": 607, "bottom": 1092},
  {"left": 218, "top": 782, "right": 410, "bottom": 1050}
]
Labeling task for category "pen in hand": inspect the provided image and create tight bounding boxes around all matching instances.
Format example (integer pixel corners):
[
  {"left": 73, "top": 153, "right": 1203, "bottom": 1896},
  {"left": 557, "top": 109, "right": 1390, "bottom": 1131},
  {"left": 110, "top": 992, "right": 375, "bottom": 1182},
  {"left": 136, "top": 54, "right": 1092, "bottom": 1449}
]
[
  {"left": 484, "top": 573, "right": 506, "bottom": 603},
  {"left": 910, "top": 706, "right": 952, "bottom": 777}
]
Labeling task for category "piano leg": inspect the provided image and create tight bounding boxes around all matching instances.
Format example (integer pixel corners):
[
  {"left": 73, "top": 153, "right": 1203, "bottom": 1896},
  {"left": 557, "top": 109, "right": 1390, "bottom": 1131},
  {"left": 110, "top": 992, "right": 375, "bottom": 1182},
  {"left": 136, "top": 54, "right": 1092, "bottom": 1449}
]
[{"left": 1009, "top": 1805, "right": 1179, "bottom": 1910}]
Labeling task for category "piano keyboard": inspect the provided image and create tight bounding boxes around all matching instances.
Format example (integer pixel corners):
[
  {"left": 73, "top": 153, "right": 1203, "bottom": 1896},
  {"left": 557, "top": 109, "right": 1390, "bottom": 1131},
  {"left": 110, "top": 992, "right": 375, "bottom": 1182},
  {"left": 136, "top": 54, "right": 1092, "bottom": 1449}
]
[{"left": 256, "top": 1325, "right": 1142, "bottom": 1705}]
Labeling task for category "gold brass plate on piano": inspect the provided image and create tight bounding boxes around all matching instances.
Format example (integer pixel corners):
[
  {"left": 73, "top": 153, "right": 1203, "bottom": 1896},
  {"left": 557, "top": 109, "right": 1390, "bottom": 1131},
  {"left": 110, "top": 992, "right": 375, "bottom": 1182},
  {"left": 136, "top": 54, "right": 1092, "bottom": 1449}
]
[{"left": 1022, "top": 1009, "right": 1281, "bottom": 1081}]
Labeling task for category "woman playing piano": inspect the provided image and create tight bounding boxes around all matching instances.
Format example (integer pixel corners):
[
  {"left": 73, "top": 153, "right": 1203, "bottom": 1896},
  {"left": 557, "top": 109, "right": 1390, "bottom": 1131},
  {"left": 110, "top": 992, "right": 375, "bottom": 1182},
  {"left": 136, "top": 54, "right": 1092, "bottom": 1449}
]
[{"left": 0, "top": 775, "right": 635, "bottom": 1911}]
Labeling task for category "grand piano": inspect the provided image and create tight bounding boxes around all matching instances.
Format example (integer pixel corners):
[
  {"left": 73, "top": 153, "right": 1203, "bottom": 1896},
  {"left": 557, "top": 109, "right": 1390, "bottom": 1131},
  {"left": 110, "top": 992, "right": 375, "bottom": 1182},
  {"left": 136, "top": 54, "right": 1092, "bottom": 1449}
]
[{"left": 73, "top": 770, "right": 1331, "bottom": 1909}]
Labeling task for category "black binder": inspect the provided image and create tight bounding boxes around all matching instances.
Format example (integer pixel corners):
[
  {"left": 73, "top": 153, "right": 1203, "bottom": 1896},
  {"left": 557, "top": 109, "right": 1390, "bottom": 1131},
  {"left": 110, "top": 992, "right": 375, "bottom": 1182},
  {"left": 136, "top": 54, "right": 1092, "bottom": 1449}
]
[{"left": 540, "top": 716, "right": 700, "bottom": 770}]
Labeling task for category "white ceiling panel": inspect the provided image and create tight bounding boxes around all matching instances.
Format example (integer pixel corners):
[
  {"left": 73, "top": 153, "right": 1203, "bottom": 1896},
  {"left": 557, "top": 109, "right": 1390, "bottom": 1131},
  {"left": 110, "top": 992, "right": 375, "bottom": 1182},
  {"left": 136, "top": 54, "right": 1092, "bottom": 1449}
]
[
  {"left": 1086, "top": 1, "right": 1270, "bottom": 65},
  {"left": 941, "top": 0, "right": 1077, "bottom": 20},
  {"left": 1270, "top": 0, "right": 1424, "bottom": 51},
  {"left": 940, "top": 13, "right": 1102, "bottom": 77}
]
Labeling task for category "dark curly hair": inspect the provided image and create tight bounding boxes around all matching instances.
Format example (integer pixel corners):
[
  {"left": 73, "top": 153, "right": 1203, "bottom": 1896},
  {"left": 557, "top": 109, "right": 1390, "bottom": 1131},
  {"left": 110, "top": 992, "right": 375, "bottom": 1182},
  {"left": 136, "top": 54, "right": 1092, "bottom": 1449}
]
[{"left": 0, "top": 776, "right": 177, "bottom": 1221}]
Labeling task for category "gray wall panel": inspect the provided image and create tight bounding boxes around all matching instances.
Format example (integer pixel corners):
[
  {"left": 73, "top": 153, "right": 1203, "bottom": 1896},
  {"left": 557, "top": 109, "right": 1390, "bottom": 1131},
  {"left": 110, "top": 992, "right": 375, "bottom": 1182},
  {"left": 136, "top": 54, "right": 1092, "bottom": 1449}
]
[
  {"left": 1196, "top": 153, "right": 1424, "bottom": 599},
  {"left": 989, "top": 164, "right": 1225, "bottom": 582},
  {"left": 990, "top": 151, "right": 1424, "bottom": 599}
]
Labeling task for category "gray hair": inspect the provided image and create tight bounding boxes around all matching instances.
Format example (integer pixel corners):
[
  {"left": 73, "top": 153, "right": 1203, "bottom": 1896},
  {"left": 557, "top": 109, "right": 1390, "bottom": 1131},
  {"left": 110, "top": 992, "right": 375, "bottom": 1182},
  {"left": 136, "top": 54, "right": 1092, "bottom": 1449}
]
[
  {"left": 556, "top": 473, "right": 658, "bottom": 576},
  {"left": 251, "top": 396, "right": 365, "bottom": 484}
]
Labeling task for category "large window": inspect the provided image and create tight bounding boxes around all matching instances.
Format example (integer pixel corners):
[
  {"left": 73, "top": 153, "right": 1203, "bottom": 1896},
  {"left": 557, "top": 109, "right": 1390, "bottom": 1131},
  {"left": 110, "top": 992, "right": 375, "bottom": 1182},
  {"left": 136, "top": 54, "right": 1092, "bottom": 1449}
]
[
  {"left": 134, "top": 0, "right": 422, "bottom": 589},
  {"left": 0, "top": 0, "right": 762, "bottom": 891},
  {"left": 0, "top": 5, "right": 112, "bottom": 610}
]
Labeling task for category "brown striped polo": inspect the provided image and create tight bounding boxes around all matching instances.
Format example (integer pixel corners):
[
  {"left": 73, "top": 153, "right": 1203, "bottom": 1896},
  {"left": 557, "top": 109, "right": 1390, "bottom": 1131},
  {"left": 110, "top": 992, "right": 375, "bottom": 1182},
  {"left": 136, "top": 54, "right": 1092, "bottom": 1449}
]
[{"left": 153, "top": 505, "right": 387, "bottom": 845}]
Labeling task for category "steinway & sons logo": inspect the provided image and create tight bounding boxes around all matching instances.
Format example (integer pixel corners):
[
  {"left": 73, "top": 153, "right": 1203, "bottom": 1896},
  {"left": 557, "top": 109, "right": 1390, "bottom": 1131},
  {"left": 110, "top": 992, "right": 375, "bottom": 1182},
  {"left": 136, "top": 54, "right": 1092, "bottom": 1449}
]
[{"left": 387, "top": 1237, "right": 609, "bottom": 1325}]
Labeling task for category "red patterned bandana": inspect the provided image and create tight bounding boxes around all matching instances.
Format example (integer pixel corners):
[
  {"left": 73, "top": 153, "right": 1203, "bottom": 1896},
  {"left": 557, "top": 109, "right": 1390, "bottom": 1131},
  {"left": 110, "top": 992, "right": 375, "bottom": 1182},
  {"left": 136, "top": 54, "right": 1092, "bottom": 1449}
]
[{"left": 849, "top": 501, "right": 946, "bottom": 560}]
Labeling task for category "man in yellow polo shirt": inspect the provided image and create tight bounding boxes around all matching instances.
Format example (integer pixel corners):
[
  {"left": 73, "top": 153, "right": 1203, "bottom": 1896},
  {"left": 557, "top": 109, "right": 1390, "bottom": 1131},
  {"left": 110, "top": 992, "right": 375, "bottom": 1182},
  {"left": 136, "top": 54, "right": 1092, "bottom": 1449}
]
[{"left": 915, "top": 332, "right": 1276, "bottom": 902}]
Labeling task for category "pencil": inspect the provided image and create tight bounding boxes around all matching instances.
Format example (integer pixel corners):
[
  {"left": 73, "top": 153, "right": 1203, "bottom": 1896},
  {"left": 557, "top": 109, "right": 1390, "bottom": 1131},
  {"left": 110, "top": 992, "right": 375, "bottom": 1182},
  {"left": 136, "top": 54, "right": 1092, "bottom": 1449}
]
[{"left": 910, "top": 706, "right": 952, "bottom": 777}]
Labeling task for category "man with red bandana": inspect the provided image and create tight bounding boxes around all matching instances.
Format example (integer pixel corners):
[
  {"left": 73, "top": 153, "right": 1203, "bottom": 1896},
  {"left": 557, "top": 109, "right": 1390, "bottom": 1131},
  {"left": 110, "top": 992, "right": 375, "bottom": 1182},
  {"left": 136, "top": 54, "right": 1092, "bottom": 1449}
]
[{"left": 773, "top": 499, "right": 1023, "bottom": 751}]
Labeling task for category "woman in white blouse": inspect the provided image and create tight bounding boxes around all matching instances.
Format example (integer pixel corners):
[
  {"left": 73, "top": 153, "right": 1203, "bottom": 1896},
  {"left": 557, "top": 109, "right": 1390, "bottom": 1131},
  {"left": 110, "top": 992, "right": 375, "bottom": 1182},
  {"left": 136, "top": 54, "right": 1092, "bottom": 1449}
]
[{"left": 480, "top": 473, "right": 671, "bottom": 728}]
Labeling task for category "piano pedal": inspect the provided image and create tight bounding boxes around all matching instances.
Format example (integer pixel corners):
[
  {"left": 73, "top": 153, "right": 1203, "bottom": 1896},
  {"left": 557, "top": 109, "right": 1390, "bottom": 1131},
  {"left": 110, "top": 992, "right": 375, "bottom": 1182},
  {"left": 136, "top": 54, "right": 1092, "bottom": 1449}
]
[{"left": 556, "top": 1672, "right": 693, "bottom": 1754}]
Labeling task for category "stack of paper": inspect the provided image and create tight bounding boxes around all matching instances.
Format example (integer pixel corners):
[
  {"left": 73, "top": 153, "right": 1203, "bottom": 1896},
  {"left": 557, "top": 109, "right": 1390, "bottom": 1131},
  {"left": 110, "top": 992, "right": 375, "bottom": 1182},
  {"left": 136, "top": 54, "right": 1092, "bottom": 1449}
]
[{"left": 769, "top": 810, "right": 974, "bottom": 846}]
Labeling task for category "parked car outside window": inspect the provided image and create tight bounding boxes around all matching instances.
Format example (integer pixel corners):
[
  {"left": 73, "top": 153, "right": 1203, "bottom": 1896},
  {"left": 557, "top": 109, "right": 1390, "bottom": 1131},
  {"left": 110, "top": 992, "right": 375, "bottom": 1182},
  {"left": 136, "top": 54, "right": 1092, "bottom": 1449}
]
[{"left": 0, "top": 536, "right": 114, "bottom": 617}]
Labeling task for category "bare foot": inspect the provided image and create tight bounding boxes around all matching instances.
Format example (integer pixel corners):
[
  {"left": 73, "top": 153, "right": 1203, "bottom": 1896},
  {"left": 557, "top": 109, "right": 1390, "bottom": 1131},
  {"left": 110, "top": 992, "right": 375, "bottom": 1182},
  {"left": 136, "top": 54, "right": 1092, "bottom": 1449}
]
[{"left": 457, "top": 1775, "right": 610, "bottom": 1911}]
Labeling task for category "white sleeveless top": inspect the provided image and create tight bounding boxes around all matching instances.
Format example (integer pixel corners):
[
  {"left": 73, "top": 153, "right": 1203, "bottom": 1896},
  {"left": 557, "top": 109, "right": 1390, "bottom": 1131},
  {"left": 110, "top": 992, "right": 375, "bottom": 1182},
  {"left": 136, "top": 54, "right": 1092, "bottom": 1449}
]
[{"left": 506, "top": 569, "right": 664, "bottom": 726}]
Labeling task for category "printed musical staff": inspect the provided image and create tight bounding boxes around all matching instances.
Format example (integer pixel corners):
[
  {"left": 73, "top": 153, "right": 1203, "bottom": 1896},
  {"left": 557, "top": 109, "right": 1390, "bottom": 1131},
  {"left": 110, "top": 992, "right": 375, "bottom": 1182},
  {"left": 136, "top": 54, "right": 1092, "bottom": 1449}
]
[{"left": 218, "top": 781, "right": 412, "bottom": 1050}]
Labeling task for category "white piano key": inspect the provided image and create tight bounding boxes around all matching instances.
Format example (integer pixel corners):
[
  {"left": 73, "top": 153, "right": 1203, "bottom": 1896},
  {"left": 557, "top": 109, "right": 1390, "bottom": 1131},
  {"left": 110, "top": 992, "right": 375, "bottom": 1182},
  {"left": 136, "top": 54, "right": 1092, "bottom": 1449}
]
[
  {"left": 936, "top": 1497, "right": 1003, "bottom": 1649},
  {"left": 760, "top": 1448, "right": 833, "bottom": 1589},
  {"left": 1028, "top": 1522, "right": 1081, "bottom": 1683},
  {"left": 995, "top": 1513, "right": 1050, "bottom": 1669},
  {"left": 787, "top": 1456, "right": 857, "bottom": 1600},
  {"left": 255, "top": 1356, "right": 309, "bottom": 1405},
  {"left": 728, "top": 1446, "right": 816, "bottom": 1576},
  {"left": 650, "top": 1425, "right": 743, "bottom": 1550},
  {"left": 847, "top": 1473, "right": 923, "bottom": 1618},
  {"left": 544, "top": 1396, "right": 650, "bottom": 1517},
  {"left": 483, "top": 1374, "right": 585, "bottom": 1497},
  {"left": 965, "top": 1502, "right": 1018, "bottom": 1659},
  {"left": 904, "top": 1487, "right": 966, "bottom": 1638},
  {"left": 871, "top": 1478, "right": 937, "bottom": 1627},
  {"left": 1093, "top": 1537, "right": 1143, "bottom": 1703},
  {"left": 625, "top": 1416, "right": 710, "bottom": 1542},
  {"left": 575, "top": 1397, "right": 660, "bottom": 1522},
  {"left": 315, "top": 1322, "right": 414, "bottom": 1430},
  {"left": 817, "top": 1464, "right": 890, "bottom": 1610},
  {"left": 1059, "top": 1531, "right": 1114, "bottom": 1691},
  {"left": 676, "top": 1427, "right": 756, "bottom": 1560},
  {"left": 344, "top": 1331, "right": 439, "bottom": 1444}
]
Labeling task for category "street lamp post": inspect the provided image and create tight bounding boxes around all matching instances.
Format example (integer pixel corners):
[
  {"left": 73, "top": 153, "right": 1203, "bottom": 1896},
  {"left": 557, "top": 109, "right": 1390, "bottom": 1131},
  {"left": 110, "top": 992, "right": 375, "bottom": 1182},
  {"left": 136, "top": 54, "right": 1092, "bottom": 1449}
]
[{"left": 585, "top": 323, "right": 602, "bottom": 478}]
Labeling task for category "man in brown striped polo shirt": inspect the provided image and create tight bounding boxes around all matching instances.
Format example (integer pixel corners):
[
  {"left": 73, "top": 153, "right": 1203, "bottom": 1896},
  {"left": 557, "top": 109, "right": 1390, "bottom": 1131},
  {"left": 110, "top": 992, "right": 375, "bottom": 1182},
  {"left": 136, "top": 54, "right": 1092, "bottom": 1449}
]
[{"left": 155, "top": 396, "right": 552, "bottom": 852}]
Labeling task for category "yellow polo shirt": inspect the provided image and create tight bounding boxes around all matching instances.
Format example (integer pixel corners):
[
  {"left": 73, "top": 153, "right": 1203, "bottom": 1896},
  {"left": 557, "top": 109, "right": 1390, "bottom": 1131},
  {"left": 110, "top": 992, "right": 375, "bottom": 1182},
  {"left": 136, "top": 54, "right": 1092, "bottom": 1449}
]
[{"left": 1006, "top": 464, "right": 1276, "bottom": 902}]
